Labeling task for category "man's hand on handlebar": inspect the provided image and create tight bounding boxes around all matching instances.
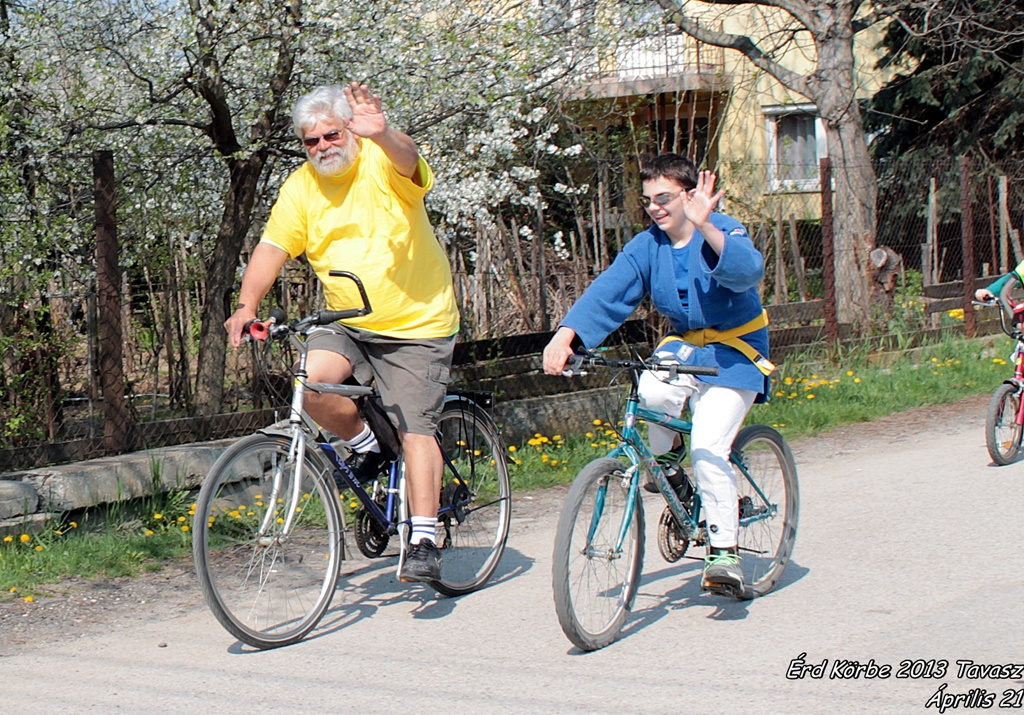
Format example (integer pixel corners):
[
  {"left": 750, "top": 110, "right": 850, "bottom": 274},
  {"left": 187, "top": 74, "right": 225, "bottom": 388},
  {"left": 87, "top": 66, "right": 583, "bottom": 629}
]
[{"left": 225, "top": 305, "right": 258, "bottom": 349}]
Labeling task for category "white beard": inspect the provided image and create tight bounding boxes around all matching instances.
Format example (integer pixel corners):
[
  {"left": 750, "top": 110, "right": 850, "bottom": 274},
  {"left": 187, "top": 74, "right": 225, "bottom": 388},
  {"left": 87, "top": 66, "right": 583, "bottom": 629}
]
[{"left": 312, "top": 135, "right": 360, "bottom": 177}]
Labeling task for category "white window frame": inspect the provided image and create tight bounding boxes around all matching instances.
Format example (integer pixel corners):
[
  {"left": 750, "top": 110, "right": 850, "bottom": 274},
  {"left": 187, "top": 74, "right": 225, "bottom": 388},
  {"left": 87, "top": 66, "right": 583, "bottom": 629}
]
[{"left": 764, "top": 104, "right": 827, "bottom": 193}]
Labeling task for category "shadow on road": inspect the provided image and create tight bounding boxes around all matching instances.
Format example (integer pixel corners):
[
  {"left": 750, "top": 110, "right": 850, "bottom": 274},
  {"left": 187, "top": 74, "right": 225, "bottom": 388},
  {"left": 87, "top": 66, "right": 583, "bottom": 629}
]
[
  {"left": 563, "top": 556, "right": 809, "bottom": 654},
  {"left": 227, "top": 545, "right": 533, "bottom": 653}
]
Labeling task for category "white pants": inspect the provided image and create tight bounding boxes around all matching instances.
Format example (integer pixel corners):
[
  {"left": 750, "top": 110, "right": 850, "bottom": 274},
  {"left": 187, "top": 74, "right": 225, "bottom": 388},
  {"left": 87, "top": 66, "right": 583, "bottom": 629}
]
[{"left": 638, "top": 372, "right": 756, "bottom": 548}]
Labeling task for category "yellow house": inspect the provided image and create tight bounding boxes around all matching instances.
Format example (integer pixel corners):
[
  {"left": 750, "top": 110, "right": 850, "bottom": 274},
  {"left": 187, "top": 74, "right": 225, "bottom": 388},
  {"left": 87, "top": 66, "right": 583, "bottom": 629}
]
[{"left": 577, "top": 4, "right": 894, "bottom": 225}]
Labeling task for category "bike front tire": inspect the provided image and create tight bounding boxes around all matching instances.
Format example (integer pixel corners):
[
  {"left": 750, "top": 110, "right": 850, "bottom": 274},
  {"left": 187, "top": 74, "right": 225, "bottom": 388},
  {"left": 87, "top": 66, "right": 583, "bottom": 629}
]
[
  {"left": 986, "top": 382, "right": 1024, "bottom": 465},
  {"left": 551, "top": 458, "right": 645, "bottom": 651},
  {"left": 192, "top": 433, "right": 344, "bottom": 649}
]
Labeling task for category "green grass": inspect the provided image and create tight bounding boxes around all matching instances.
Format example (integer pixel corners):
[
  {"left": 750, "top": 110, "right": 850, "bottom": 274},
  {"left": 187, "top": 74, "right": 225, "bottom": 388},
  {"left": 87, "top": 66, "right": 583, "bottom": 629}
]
[{"left": 0, "top": 332, "right": 1013, "bottom": 602}]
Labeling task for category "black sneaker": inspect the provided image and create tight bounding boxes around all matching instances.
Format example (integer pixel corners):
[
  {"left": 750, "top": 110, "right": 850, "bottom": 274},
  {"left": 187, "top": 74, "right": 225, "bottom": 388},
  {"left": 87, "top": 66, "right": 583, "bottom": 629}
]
[
  {"left": 345, "top": 450, "right": 387, "bottom": 485},
  {"left": 399, "top": 540, "right": 443, "bottom": 582}
]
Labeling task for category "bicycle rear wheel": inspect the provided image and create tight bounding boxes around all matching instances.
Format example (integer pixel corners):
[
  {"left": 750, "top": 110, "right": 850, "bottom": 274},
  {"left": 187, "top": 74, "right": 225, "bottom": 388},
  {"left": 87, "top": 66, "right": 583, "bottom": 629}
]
[
  {"left": 552, "top": 458, "right": 645, "bottom": 651},
  {"left": 731, "top": 425, "right": 799, "bottom": 599},
  {"left": 986, "top": 382, "right": 1024, "bottom": 465},
  {"left": 192, "top": 433, "right": 343, "bottom": 649},
  {"left": 430, "top": 398, "right": 512, "bottom": 597}
]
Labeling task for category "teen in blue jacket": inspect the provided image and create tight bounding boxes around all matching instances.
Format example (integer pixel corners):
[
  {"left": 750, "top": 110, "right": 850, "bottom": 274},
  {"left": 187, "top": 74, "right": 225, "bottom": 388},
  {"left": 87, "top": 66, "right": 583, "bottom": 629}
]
[{"left": 543, "top": 153, "right": 772, "bottom": 596}]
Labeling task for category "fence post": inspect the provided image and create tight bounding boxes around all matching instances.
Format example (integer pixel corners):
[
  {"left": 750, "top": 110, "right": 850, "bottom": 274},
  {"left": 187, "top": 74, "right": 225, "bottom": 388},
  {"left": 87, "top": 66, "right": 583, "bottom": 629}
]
[
  {"left": 960, "top": 155, "right": 977, "bottom": 338},
  {"left": 94, "top": 149, "right": 127, "bottom": 454},
  {"left": 819, "top": 158, "right": 839, "bottom": 342}
]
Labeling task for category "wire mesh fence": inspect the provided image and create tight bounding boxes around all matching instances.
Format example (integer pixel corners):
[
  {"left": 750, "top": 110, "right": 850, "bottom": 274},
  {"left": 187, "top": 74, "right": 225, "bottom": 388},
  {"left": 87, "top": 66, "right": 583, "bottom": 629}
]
[{"left": 3, "top": 151, "right": 1023, "bottom": 471}]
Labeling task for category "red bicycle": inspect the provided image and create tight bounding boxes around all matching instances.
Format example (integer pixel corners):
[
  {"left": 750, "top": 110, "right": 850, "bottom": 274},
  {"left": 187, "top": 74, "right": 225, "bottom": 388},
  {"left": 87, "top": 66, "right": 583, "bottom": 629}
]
[{"left": 978, "top": 288, "right": 1024, "bottom": 465}]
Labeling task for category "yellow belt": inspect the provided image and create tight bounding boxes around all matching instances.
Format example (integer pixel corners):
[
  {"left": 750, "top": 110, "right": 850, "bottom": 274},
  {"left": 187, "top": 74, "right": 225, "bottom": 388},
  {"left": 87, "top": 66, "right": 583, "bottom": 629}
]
[{"left": 657, "top": 309, "right": 776, "bottom": 376}]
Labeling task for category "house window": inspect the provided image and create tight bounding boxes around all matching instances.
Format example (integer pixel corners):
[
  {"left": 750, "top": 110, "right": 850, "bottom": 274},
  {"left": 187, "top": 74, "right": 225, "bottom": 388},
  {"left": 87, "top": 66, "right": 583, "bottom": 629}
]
[{"left": 764, "top": 105, "right": 827, "bottom": 192}]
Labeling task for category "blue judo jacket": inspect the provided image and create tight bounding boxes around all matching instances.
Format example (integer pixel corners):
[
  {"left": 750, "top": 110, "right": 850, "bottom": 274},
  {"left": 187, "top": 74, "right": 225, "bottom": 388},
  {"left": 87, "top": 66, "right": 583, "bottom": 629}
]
[{"left": 560, "top": 212, "right": 770, "bottom": 398}]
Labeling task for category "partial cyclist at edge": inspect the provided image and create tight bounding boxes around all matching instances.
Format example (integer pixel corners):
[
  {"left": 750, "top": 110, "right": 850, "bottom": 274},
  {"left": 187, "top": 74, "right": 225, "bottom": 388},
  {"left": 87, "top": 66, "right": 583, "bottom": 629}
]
[
  {"left": 542, "top": 152, "right": 774, "bottom": 597},
  {"left": 224, "top": 81, "right": 459, "bottom": 584}
]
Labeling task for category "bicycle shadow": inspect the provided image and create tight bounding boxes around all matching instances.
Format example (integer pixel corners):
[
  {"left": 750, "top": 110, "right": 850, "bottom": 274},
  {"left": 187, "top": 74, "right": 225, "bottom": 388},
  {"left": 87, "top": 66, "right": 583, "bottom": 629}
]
[
  {"left": 565, "top": 556, "right": 809, "bottom": 654},
  {"left": 227, "top": 545, "right": 534, "bottom": 653}
]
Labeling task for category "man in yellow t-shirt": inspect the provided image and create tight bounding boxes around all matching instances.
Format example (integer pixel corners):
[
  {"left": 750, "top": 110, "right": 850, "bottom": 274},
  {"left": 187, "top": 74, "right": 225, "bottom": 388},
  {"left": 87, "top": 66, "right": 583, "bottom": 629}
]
[{"left": 224, "top": 82, "right": 460, "bottom": 583}]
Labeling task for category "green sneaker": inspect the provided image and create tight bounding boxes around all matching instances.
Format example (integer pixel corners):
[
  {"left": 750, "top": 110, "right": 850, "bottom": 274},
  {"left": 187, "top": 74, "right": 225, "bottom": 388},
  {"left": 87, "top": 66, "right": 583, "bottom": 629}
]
[{"left": 702, "top": 549, "right": 744, "bottom": 596}]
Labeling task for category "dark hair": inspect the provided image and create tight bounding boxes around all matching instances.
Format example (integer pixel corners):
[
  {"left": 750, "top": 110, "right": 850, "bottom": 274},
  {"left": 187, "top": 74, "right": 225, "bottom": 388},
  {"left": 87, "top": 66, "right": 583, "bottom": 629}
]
[{"left": 639, "top": 153, "right": 698, "bottom": 190}]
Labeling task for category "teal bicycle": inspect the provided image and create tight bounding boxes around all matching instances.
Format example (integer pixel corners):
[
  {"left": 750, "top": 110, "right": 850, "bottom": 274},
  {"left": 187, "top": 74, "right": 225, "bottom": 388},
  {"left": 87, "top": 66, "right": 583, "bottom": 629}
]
[{"left": 551, "top": 352, "right": 799, "bottom": 651}]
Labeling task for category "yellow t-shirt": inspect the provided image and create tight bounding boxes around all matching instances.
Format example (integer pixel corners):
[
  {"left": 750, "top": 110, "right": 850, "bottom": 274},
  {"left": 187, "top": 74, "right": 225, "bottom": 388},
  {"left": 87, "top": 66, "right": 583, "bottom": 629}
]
[{"left": 261, "top": 140, "right": 460, "bottom": 338}]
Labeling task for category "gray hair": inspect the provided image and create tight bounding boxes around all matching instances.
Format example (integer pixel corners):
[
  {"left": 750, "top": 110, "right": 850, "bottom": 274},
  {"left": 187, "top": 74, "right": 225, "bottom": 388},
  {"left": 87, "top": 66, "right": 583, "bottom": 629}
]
[{"left": 291, "top": 85, "right": 354, "bottom": 139}]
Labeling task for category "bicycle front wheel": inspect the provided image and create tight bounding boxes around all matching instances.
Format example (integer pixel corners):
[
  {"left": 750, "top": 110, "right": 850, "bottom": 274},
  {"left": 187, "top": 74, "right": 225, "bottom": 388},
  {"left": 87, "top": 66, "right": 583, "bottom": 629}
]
[
  {"left": 192, "top": 433, "right": 343, "bottom": 649},
  {"left": 731, "top": 425, "right": 799, "bottom": 599},
  {"left": 986, "top": 382, "right": 1023, "bottom": 465},
  {"left": 552, "top": 458, "right": 645, "bottom": 651},
  {"left": 430, "top": 398, "right": 512, "bottom": 597}
]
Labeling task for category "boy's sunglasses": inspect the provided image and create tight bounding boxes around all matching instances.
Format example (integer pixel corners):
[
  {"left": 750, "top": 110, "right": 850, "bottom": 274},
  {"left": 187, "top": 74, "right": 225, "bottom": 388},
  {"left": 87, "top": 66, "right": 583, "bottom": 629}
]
[
  {"left": 637, "top": 190, "right": 683, "bottom": 209},
  {"left": 302, "top": 130, "right": 342, "bottom": 148}
]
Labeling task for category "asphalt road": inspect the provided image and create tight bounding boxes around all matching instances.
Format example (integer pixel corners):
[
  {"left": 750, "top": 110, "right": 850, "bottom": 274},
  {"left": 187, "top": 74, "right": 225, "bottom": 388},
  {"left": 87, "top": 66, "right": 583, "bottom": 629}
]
[{"left": 2, "top": 394, "right": 1022, "bottom": 714}]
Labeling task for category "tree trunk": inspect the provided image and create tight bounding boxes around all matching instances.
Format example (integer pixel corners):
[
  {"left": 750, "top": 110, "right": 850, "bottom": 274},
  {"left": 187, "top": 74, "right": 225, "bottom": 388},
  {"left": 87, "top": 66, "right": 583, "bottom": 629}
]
[
  {"left": 813, "top": 13, "right": 876, "bottom": 325},
  {"left": 194, "top": 154, "right": 266, "bottom": 415}
]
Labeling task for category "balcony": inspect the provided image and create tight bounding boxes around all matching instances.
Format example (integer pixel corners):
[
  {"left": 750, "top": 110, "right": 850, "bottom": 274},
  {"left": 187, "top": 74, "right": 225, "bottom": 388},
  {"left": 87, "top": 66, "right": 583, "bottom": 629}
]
[{"left": 575, "top": 30, "right": 728, "bottom": 99}]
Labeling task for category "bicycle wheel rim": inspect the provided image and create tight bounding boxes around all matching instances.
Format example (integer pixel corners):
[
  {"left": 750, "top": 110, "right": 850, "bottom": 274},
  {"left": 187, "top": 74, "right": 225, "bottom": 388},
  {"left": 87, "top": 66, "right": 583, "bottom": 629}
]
[
  {"left": 987, "top": 383, "right": 1023, "bottom": 464},
  {"left": 552, "top": 459, "right": 644, "bottom": 651},
  {"left": 193, "top": 433, "right": 343, "bottom": 648},
  {"left": 732, "top": 425, "right": 799, "bottom": 598},
  {"left": 431, "top": 401, "right": 511, "bottom": 596}
]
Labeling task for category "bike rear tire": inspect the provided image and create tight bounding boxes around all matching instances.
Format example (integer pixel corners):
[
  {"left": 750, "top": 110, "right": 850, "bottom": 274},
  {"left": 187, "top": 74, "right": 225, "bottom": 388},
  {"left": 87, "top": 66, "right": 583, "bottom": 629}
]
[
  {"left": 731, "top": 425, "right": 799, "bottom": 599},
  {"left": 430, "top": 398, "right": 512, "bottom": 597},
  {"left": 986, "top": 382, "right": 1024, "bottom": 465},
  {"left": 192, "top": 433, "right": 343, "bottom": 649},
  {"left": 551, "top": 458, "right": 645, "bottom": 651}
]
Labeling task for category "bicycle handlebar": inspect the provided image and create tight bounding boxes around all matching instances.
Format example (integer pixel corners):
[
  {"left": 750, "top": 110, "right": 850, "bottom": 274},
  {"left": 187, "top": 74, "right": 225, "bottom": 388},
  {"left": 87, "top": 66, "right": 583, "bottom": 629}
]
[
  {"left": 562, "top": 351, "right": 720, "bottom": 378},
  {"left": 244, "top": 271, "right": 373, "bottom": 341}
]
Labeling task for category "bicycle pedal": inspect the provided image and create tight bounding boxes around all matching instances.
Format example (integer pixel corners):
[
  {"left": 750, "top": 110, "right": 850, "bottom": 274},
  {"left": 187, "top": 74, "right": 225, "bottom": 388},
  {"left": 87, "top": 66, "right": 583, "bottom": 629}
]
[{"left": 701, "top": 578, "right": 744, "bottom": 598}]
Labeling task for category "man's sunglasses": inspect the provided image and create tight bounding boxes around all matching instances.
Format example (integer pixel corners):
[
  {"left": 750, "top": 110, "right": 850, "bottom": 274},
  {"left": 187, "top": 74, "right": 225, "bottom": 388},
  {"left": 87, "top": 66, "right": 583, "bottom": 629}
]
[
  {"left": 637, "top": 191, "right": 684, "bottom": 209},
  {"left": 302, "top": 130, "right": 342, "bottom": 148}
]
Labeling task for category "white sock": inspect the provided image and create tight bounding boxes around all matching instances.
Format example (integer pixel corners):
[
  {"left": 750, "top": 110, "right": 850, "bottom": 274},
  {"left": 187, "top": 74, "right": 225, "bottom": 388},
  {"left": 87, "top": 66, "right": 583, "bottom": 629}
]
[
  {"left": 348, "top": 423, "right": 380, "bottom": 454},
  {"left": 409, "top": 516, "right": 436, "bottom": 546}
]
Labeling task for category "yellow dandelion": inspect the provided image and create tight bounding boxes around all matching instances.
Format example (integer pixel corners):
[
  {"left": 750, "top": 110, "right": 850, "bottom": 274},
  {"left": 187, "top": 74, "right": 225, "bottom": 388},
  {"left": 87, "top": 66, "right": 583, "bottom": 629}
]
[
  {"left": 145, "top": 529, "right": 154, "bottom": 536},
  {"left": 592, "top": 419, "right": 602, "bottom": 426},
  {"left": 34, "top": 545, "right": 43, "bottom": 551},
  {"left": 807, "top": 394, "right": 816, "bottom": 399},
  {"left": 19, "top": 534, "right": 30, "bottom": 543},
  {"left": 854, "top": 377, "right": 861, "bottom": 383},
  {"left": 69, "top": 521, "right": 78, "bottom": 529},
  {"left": 177, "top": 516, "right": 186, "bottom": 523},
  {"left": 846, "top": 371, "right": 854, "bottom": 377},
  {"left": 153, "top": 513, "right": 163, "bottom": 520},
  {"left": 550, "top": 460, "right": 559, "bottom": 467},
  {"left": 9, "top": 587, "right": 16, "bottom": 593},
  {"left": 507, "top": 445, "right": 517, "bottom": 452},
  {"left": 4, "top": 536, "right": 13, "bottom": 542},
  {"left": 181, "top": 525, "right": 190, "bottom": 532},
  {"left": 24, "top": 596, "right": 33, "bottom": 603}
]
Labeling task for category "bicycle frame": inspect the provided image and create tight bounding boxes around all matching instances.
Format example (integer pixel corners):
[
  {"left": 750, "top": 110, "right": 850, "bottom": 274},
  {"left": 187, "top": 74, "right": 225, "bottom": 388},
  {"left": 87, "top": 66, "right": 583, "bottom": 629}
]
[
  {"left": 268, "top": 329, "right": 482, "bottom": 542},
  {"left": 595, "top": 369, "right": 778, "bottom": 556}
]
